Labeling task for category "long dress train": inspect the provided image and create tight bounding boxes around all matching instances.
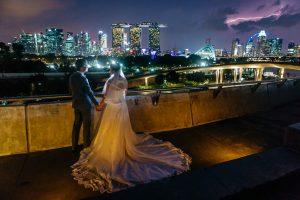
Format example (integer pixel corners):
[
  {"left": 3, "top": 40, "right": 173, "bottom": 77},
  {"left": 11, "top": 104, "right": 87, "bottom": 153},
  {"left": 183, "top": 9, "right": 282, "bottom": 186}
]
[{"left": 71, "top": 74, "right": 191, "bottom": 193}]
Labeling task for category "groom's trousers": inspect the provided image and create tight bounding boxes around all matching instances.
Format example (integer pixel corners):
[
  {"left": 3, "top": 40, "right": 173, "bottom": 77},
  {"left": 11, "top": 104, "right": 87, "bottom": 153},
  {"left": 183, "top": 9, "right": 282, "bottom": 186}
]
[{"left": 72, "top": 108, "right": 92, "bottom": 149}]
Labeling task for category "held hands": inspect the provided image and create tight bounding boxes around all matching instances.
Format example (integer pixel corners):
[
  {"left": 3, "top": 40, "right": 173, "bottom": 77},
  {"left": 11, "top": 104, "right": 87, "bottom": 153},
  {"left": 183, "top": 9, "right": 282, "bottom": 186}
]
[{"left": 95, "top": 98, "right": 105, "bottom": 111}]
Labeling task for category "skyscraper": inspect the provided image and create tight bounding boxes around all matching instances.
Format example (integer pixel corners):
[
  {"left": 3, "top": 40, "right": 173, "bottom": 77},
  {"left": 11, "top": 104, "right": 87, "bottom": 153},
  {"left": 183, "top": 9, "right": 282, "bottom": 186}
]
[
  {"left": 231, "top": 38, "right": 240, "bottom": 57},
  {"left": 17, "top": 32, "right": 36, "bottom": 54},
  {"left": 112, "top": 24, "right": 125, "bottom": 50},
  {"left": 98, "top": 31, "right": 108, "bottom": 55},
  {"left": 35, "top": 33, "right": 46, "bottom": 55},
  {"left": 296, "top": 44, "right": 300, "bottom": 56},
  {"left": 77, "top": 32, "right": 91, "bottom": 56},
  {"left": 149, "top": 23, "right": 160, "bottom": 53},
  {"left": 268, "top": 38, "right": 282, "bottom": 56},
  {"left": 45, "top": 28, "right": 64, "bottom": 55},
  {"left": 129, "top": 24, "right": 142, "bottom": 54},
  {"left": 64, "top": 32, "right": 75, "bottom": 56},
  {"left": 256, "top": 30, "right": 267, "bottom": 57},
  {"left": 287, "top": 41, "right": 296, "bottom": 56},
  {"left": 245, "top": 37, "right": 254, "bottom": 57}
]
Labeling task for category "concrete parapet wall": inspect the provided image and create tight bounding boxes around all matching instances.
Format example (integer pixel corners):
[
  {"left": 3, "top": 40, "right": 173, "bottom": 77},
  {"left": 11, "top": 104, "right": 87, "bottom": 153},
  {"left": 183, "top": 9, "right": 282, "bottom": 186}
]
[
  {"left": 190, "top": 84, "right": 270, "bottom": 125},
  {"left": 268, "top": 81, "right": 300, "bottom": 107},
  {"left": 127, "top": 93, "right": 193, "bottom": 133},
  {"left": 1, "top": 79, "right": 300, "bottom": 156},
  {"left": 0, "top": 105, "right": 27, "bottom": 156},
  {"left": 27, "top": 102, "right": 75, "bottom": 152},
  {"left": 26, "top": 101, "right": 103, "bottom": 152}
]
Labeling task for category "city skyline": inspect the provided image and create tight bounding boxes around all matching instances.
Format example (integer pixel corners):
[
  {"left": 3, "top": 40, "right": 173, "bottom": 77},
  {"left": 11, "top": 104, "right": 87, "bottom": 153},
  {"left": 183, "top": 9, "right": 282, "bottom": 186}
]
[{"left": 1, "top": 0, "right": 300, "bottom": 51}]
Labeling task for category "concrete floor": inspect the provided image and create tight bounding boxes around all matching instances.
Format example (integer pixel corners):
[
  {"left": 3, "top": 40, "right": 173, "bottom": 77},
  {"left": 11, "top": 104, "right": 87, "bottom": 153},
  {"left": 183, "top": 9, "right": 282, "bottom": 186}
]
[{"left": 1, "top": 101, "right": 300, "bottom": 200}]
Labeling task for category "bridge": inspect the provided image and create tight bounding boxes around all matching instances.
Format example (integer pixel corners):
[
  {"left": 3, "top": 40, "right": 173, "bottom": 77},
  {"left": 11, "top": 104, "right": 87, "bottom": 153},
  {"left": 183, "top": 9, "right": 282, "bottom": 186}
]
[{"left": 129, "top": 62, "right": 300, "bottom": 87}]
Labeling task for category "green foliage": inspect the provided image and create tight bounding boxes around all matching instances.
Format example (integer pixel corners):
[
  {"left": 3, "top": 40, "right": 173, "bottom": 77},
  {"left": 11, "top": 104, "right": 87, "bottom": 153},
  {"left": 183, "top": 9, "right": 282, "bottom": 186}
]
[
  {"left": 166, "top": 71, "right": 180, "bottom": 83},
  {"left": 223, "top": 69, "right": 233, "bottom": 80},
  {"left": 155, "top": 74, "right": 165, "bottom": 85},
  {"left": 185, "top": 72, "right": 206, "bottom": 83},
  {"left": 12, "top": 43, "right": 24, "bottom": 59}
]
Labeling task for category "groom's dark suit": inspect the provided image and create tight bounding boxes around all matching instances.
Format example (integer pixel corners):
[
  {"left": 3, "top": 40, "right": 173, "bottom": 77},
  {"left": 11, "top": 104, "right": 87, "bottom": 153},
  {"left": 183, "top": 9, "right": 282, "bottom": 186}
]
[{"left": 69, "top": 71, "right": 99, "bottom": 150}]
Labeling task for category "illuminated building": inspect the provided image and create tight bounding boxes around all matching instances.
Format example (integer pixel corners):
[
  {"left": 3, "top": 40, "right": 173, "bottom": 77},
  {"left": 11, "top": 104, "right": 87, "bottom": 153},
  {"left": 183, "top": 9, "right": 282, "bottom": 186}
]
[
  {"left": 149, "top": 24, "right": 160, "bottom": 53},
  {"left": 98, "top": 31, "right": 108, "bottom": 55},
  {"left": 215, "top": 49, "right": 227, "bottom": 57},
  {"left": 45, "top": 28, "right": 64, "bottom": 55},
  {"left": 16, "top": 32, "right": 36, "bottom": 54},
  {"left": 112, "top": 23, "right": 130, "bottom": 54},
  {"left": 112, "top": 27, "right": 123, "bottom": 49},
  {"left": 123, "top": 32, "right": 129, "bottom": 51},
  {"left": 111, "top": 22, "right": 166, "bottom": 54},
  {"left": 91, "top": 41, "right": 98, "bottom": 55},
  {"left": 296, "top": 44, "right": 300, "bottom": 56},
  {"left": 195, "top": 43, "right": 216, "bottom": 61},
  {"left": 76, "top": 32, "right": 91, "bottom": 56},
  {"left": 231, "top": 38, "right": 241, "bottom": 57},
  {"left": 245, "top": 37, "right": 254, "bottom": 57},
  {"left": 287, "top": 41, "right": 296, "bottom": 56},
  {"left": 256, "top": 30, "right": 267, "bottom": 57},
  {"left": 35, "top": 33, "right": 46, "bottom": 55},
  {"left": 267, "top": 38, "right": 282, "bottom": 56},
  {"left": 64, "top": 32, "right": 75, "bottom": 56},
  {"left": 129, "top": 25, "right": 142, "bottom": 54},
  {"left": 184, "top": 49, "right": 190, "bottom": 56}
]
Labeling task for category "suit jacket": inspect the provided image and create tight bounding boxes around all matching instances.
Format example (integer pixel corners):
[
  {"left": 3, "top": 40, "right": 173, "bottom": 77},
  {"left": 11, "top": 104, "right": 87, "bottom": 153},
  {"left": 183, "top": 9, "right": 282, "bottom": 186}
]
[{"left": 69, "top": 71, "right": 99, "bottom": 111}]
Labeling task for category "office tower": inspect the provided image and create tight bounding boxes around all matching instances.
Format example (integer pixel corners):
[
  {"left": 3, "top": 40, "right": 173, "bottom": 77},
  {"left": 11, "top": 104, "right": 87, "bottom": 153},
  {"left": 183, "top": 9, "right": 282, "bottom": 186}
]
[
  {"left": 129, "top": 24, "right": 142, "bottom": 54},
  {"left": 73, "top": 34, "right": 80, "bottom": 56},
  {"left": 268, "top": 38, "right": 282, "bottom": 56},
  {"left": 45, "top": 28, "right": 64, "bottom": 55},
  {"left": 295, "top": 44, "right": 300, "bottom": 56},
  {"left": 16, "top": 32, "right": 36, "bottom": 54},
  {"left": 91, "top": 41, "right": 98, "bottom": 55},
  {"left": 77, "top": 31, "right": 91, "bottom": 56},
  {"left": 35, "top": 33, "right": 46, "bottom": 55},
  {"left": 287, "top": 41, "right": 296, "bottom": 56},
  {"left": 98, "top": 31, "right": 108, "bottom": 55},
  {"left": 231, "top": 38, "right": 240, "bottom": 57},
  {"left": 64, "top": 32, "right": 75, "bottom": 56},
  {"left": 256, "top": 30, "right": 267, "bottom": 57},
  {"left": 101, "top": 33, "right": 108, "bottom": 49},
  {"left": 245, "top": 36, "right": 254, "bottom": 57}
]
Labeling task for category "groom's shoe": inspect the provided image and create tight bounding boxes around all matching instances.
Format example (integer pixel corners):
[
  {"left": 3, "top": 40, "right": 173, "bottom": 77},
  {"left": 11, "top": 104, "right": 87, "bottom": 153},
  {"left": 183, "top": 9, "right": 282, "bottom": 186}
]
[{"left": 71, "top": 146, "right": 78, "bottom": 153}]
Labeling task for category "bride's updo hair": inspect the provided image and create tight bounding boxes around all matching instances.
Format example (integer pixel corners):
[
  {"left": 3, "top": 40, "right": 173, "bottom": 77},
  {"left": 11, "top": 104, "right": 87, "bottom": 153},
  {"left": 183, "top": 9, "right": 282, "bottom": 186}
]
[{"left": 110, "top": 63, "right": 121, "bottom": 72}]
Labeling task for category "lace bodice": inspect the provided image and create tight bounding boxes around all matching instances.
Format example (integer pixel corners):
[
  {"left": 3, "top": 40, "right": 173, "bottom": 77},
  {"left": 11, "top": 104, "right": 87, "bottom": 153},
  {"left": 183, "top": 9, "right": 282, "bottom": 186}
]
[{"left": 104, "top": 76, "right": 128, "bottom": 104}]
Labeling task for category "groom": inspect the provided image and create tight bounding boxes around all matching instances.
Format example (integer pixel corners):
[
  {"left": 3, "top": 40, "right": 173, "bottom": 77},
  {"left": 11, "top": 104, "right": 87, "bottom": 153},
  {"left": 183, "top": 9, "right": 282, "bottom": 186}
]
[{"left": 69, "top": 59, "right": 100, "bottom": 152}]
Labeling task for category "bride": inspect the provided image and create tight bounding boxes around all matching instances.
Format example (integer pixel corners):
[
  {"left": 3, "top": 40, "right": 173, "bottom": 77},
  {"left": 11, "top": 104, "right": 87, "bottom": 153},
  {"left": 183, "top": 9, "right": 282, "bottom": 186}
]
[{"left": 71, "top": 63, "right": 191, "bottom": 193}]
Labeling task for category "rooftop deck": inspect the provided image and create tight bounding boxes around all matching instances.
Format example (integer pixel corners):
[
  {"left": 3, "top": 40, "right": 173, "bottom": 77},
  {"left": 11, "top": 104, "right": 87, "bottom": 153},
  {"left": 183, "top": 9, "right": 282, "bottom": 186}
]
[{"left": 1, "top": 101, "right": 300, "bottom": 200}]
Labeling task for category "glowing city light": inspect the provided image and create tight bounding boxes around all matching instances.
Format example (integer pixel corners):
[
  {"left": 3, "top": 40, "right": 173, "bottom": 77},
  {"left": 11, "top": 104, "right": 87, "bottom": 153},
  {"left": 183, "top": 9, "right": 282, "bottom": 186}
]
[{"left": 200, "top": 62, "right": 207, "bottom": 67}]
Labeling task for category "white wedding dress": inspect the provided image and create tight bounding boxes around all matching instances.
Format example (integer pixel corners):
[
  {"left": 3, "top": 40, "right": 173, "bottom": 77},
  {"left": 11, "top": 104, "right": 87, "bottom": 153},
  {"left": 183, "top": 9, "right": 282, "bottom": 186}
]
[{"left": 71, "top": 73, "right": 191, "bottom": 193}]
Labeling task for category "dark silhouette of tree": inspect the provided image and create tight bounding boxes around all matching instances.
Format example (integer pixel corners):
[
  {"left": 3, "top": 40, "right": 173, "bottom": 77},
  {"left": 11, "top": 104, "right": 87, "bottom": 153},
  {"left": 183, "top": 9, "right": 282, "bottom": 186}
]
[
  {"left": 188, "top": 54, "right": 201, "bottom": 65},
  {"left": 166, "top": 71, "right": 180, "bottom": 83},
  {"left": 44, "top": 53, "right": 56, "bottom": 63},
  {"left": 186, "top": 72, "right": 206, "bottom": 82},
  {"left": 0, "top": 42, "right": 11, "bottom": 69},
  {"left": 155, "top": 74, "right": 165, "bottom": 85},
  {"left": 12, "top": 43, "right": 24, "bottom": 60}
]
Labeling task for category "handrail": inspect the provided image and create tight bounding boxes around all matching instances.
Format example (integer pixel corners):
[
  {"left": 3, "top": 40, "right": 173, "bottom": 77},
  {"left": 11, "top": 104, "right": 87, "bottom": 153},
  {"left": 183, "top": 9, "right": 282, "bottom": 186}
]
[{"left": 1, "top": 77, "right": 299, "bottom": 104}]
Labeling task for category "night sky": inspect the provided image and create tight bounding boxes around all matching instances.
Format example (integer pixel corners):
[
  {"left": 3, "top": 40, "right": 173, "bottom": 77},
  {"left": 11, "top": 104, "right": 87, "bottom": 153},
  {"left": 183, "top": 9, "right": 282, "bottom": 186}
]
[{"left": 1, "top": 0, "right": 300, "bottom": 52}]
